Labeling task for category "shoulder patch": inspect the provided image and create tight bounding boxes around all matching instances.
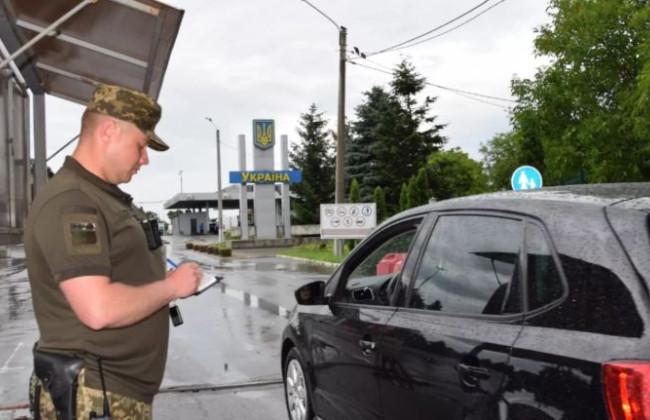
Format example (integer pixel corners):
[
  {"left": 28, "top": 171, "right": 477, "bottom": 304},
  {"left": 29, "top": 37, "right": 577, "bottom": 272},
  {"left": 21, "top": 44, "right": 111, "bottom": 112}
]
[{"left": 62, "top": 213, "right": 101, "bottom": 255}]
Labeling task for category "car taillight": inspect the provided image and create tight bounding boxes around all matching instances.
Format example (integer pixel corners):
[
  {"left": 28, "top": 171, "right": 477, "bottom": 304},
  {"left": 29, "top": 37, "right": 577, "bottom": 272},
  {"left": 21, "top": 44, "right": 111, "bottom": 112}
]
[{"left": 604, "top": 361, "right": 650, "bottom": 420}]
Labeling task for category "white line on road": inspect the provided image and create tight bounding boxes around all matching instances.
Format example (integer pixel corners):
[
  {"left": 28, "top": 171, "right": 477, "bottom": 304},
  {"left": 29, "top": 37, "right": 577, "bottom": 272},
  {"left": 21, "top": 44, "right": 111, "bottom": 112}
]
[{"left": 1, "top": 341, "right": 24, "bottom": 373}]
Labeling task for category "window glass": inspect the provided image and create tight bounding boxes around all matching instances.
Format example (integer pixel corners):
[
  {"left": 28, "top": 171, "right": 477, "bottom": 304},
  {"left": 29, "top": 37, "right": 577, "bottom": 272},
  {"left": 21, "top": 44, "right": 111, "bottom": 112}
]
[
  {"left": 526, "top": 222, "right": 563, "bottom": 309},
  {"left": 339, "top": 225, "right": 418, "bottom": 306},
  {"left": 410, "top": 215, "right": 522, "bottom": 315}
]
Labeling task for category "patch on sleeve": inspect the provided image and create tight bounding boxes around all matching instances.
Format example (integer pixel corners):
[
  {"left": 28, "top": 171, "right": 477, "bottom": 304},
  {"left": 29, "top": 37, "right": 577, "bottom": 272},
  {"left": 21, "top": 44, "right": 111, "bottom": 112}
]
[{"left": 62, "top": 213, "right": 102, "bottom": 255}]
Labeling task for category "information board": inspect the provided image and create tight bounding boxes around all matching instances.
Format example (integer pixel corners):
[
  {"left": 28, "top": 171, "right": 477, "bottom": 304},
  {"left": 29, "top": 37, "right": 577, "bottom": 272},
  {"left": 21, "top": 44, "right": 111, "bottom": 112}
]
[{"left": 320, "top": 203, "right": 377, "bottom": 239}]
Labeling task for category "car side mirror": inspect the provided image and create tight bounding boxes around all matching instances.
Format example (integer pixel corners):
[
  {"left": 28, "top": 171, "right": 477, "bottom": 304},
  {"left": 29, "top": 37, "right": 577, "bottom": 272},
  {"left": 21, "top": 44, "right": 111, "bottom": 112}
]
[{"left": 295, "top": 281, "right": 326, "bottom": 305}]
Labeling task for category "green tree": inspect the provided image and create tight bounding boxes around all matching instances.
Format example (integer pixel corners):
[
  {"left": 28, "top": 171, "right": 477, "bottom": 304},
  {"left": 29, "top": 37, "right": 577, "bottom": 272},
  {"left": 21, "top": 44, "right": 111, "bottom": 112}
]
[
  {"left": 167, "top": 210, "right": 181, "bottom": 220},
  {"left": 347, "top": 86, "right": 397, "bottom": 201},
  {"left": 406, "top": 177, "right": 419, "bottom": 210},
  {"left": 399, "top": 183, "right": 408, "bottom": 212},
  {"left": 348, "top": 178, "right": 360, "bottom": 203},
  {"left": 480, "top": 132, "right": 522, "bottom": 190},
  {"left": 348, "top": 59, "right": 446, "bottom": 211},
  {"left": 290, "top": 104, "right": 335, "bottom": 224},
  {"left": 415, "top": 167, "right": 431, "bottom": 205},
  {"left": 510, "top": 0, "right": 650, "bottom": 183},
  {"left": 427, "top": 148, "right": 489, "bottom": 200},
  {"left": 373, "top": 186, "right": 387, "bottom": 223}
]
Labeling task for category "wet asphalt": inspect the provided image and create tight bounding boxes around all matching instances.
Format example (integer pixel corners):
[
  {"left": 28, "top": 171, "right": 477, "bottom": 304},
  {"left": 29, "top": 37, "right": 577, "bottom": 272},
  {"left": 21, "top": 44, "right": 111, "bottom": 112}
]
[{"left": 0, "top": 235, "right": 336, "bottom": 420}]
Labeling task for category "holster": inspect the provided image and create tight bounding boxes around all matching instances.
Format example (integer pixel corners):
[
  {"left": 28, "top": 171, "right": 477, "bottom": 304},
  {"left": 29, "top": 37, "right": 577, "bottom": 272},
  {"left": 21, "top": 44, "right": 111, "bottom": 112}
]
[{"left": 33, "top": 348, "right": 84, "bottom": 420}]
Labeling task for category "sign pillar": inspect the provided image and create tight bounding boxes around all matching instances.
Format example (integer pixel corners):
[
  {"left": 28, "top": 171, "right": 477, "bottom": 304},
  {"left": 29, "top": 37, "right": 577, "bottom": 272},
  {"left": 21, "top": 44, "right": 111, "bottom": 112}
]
[
  {"left": 252, "top": 119, "right": 276, "bottom": 239},
  {"left": 280, "top": 135, "right": 291, "bottom": 239},
  {"left": 238, "top": 134, "right": 249, "bottom": 239}
]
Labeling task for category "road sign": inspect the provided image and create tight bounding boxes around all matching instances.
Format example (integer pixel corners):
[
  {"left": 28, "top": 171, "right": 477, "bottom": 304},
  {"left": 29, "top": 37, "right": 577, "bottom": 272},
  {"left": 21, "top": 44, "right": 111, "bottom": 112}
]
[
  {"left": 320, "top": 203, "right": 376, "bottom": 239},
  {"left": 229, "top": 170, "right": 302, "bottom": 184},
  {"left": 511, "top": 165, "right": 543, "bottom": 191}
]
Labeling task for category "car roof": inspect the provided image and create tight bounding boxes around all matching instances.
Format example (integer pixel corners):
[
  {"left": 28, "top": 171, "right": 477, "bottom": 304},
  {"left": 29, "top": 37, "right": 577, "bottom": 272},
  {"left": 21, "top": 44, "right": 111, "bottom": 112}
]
[{"left": 388, "top": 182, "right": 650, "bottom": 223}]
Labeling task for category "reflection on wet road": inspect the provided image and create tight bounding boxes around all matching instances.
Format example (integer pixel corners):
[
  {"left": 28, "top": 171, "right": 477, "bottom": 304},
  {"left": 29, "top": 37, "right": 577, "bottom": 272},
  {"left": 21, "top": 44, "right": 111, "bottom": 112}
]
[{"left": 0, "top": 239, "right": 334, "bottom": 417}]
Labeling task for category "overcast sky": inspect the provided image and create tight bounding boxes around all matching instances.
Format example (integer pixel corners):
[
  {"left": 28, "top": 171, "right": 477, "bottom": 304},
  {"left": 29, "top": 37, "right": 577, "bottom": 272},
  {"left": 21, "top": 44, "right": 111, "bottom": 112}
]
[{"left": 43, "top": 0, "right": 551, "bottom": 223}]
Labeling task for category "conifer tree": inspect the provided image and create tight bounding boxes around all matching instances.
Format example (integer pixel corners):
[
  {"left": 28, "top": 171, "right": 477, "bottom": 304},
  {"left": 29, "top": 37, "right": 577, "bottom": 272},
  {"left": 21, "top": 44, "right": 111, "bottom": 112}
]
[
  {"left": 373, "top": 186, "right": 387, "bottom": 223},
  {"left": 289, "top": 104, "right": 335, "bottom": 224}
]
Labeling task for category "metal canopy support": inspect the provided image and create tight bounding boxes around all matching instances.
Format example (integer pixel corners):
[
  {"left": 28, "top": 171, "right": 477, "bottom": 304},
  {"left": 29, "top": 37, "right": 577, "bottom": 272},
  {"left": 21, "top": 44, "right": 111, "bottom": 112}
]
[
  {"left": 0, "top": 37, "right": 23, "bottom": 87},
  {"left": 5, "top": 75, "right": 15, "bottom": 227},
  {"left": 0, "top": 0, "right": 98, "bottom": 71},
  {"left": 109, "top": 0, "right": 160, "bottom": 16},
  {"left": 32, "top": 93, "right": 46, "bottom": 195},
  {"left": 0, "top": 9, "right": 41, "bottom": 94},
  {"left": 16, "top": 19, "right": 148, "bottom": 68},
  {"left": 35, "top": 63, "right": 101, "bottom": 87}
]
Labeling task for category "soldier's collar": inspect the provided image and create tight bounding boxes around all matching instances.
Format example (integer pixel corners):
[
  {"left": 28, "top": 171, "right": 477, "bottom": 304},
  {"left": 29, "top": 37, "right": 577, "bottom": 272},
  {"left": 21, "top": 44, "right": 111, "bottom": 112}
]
[{"left": 63, "top": 156, "right": 133, "bottom": 204}]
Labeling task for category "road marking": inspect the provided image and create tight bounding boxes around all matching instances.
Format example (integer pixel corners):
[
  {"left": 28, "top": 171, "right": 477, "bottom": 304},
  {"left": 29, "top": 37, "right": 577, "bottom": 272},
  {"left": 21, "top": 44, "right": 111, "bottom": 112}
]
[
  {"left": 1, "top": 341, "right": 24, "bottom": 373},
  {"left": 218, "top": 283, "right": 290, "bottom": 319}
]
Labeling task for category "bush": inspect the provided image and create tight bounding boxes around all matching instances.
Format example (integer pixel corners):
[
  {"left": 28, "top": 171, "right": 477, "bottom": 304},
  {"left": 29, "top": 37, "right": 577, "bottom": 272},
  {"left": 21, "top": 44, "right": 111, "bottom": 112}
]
[{"left": 186, "top": 242, "right": 194, "bottom": 249}]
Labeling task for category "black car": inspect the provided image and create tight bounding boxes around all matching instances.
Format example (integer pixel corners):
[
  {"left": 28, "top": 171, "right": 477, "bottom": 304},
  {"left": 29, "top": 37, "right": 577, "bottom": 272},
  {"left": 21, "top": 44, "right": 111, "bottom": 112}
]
[{"left": 281, "top": 183, "right": 650, "bottom": 420}]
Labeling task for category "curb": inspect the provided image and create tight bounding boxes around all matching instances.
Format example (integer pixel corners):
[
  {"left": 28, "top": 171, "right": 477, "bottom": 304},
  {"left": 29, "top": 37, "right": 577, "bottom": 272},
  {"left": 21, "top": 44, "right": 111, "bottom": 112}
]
[{"left": 276, "top": 255, "right": 340, "bottom": 267}]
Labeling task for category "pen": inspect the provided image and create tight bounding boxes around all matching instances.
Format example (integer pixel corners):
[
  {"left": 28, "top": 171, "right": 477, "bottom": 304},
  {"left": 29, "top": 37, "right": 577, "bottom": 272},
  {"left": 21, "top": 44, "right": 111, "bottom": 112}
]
[{"left": 166, "top": 258, "right": 178, "bottom": 269}]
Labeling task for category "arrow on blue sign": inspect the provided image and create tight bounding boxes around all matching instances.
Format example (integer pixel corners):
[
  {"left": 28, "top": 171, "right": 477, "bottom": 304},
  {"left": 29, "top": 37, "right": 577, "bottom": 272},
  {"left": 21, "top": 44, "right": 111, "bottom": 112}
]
[{"left": 511, "top": 166, "right": 543, "bottom": 191}]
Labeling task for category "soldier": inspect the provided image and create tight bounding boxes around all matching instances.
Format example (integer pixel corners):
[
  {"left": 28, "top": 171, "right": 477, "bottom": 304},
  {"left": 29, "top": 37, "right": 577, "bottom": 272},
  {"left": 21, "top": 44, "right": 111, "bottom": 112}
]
[{"left": 24, "top": 84, "right": 202, "bottom": 419}]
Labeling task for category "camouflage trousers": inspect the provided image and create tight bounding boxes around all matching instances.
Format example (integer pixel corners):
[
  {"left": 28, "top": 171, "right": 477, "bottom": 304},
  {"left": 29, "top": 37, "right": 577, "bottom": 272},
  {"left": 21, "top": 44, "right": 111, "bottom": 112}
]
[{"left": 30, "top": 369, "right": 152, "bottom": 420}]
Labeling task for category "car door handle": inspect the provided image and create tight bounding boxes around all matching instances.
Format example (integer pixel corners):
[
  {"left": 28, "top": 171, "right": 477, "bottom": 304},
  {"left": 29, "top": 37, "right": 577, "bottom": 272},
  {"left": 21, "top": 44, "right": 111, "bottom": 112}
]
[
  {"left": 359, "top": 339, "right": 376, "bottom": 355},
  {"left": 456, "top": 363, "right": 491, "bottom": 382}
]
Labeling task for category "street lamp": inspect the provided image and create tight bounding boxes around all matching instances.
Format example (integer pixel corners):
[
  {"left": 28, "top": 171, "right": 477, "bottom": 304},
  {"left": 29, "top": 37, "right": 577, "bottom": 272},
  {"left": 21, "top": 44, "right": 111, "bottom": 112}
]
[
  {"left": 205, "top": 117, "right": 224, "bottom": 244},
  {"left": 302, "top": 0, "right": 347, "bottom": 256}
]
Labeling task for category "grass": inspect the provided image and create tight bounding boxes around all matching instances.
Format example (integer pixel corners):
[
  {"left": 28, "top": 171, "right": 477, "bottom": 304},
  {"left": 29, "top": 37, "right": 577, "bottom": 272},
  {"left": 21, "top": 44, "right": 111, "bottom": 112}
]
[{"left": 277, "top": 241, "right": 350, "bottom": 264}]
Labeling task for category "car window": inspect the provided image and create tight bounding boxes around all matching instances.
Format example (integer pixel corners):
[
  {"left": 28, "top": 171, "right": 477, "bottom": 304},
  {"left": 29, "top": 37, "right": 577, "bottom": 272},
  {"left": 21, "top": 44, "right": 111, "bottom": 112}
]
[
  {"left": 336, "top": 221, "right": 420, "bottom": 306},
  {"left": 409, "top": 215, "right": 522, "bottom": 315},
  {"left": 526, "top": 222, "right": 564, "bottom": 310}
]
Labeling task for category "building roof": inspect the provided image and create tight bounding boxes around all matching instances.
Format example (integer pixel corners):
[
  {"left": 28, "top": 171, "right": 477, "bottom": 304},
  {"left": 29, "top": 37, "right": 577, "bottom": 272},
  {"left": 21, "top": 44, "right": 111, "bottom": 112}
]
[{"left": 163, "top": 184, "right": 284, "bottom": 210}]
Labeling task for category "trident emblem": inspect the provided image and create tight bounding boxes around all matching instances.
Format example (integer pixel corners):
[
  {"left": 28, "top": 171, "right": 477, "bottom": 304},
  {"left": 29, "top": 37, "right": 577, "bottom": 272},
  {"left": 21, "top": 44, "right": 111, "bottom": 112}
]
[{"left": 253, "top": 120, "right": 275, "bottom": 150}]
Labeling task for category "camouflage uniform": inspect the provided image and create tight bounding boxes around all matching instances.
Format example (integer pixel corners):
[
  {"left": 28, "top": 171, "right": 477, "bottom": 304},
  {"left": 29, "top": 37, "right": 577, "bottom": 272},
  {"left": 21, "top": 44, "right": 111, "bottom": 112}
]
[
  {"left": 25, "top": 84, "right": 170, "bottom": 419},
  {"left": 86, "top": 84, "right": 168, "bottom": 151},
  {"left": 31, "top": 370, "right": 152, "bottom": 420}
]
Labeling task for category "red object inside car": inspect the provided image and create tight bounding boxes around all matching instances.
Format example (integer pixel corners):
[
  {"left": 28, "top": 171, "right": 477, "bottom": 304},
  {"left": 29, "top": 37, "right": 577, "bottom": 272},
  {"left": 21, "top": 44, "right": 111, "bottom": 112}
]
[{"left": 376, "top": 253, "right": 407, "bottom": 275}]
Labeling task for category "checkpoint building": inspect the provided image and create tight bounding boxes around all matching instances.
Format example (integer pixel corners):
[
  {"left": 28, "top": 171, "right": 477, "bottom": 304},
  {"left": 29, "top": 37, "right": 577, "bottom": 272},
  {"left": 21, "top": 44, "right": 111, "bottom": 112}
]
[
  {"left": 163, "top": 184, "right": 285, "bottom": 237},
  {"left": 164, "top": 123, "right": 301, "bottom": 240}
]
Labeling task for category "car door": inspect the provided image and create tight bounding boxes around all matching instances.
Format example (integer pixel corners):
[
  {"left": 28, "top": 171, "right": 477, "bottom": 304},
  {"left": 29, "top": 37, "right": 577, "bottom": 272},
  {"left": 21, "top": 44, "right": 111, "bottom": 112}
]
[
  {"left": 309, "top": 216, "right": 425, "bottom": 420},
  {"left": 378, "top": 213, "right": 526, "bottom": 420}
]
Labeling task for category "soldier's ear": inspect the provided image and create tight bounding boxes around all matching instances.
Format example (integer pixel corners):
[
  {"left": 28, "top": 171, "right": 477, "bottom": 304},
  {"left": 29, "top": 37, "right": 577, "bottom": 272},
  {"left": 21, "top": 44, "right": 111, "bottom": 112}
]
[{"left": 97, "top": 116, "right": 119, "bottom": 145}]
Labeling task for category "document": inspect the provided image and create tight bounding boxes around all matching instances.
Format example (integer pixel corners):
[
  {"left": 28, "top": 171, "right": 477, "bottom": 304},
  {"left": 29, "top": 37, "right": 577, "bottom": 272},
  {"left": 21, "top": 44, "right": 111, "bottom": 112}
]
[
  {"left": 166, "top": 258, "right": 223, "bottom": 295},
  {"left": 196, "top": 272, "right": 223, "bottom": 295}
]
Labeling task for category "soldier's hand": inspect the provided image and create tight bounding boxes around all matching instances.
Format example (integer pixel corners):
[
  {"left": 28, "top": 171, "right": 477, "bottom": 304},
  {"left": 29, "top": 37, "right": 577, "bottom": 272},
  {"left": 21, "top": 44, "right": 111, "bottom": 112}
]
[{"left": 167, "top": 262, "right": 201, "bottom": 298}]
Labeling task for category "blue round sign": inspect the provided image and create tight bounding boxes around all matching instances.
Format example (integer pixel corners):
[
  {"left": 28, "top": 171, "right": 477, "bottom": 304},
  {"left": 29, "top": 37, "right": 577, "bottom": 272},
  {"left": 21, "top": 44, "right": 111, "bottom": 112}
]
[{"left": 511, "top": 165, "right": 543, "bottom": 191}]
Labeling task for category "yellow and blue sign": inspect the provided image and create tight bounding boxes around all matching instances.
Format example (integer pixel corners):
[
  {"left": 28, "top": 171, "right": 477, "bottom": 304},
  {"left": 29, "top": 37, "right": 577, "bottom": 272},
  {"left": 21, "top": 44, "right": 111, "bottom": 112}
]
[
  {"left": 230, "top": 170, "right": 302, "bottom": 184},
  {"left": 253, "top": 119, "right": 275, "bottom": 150}
]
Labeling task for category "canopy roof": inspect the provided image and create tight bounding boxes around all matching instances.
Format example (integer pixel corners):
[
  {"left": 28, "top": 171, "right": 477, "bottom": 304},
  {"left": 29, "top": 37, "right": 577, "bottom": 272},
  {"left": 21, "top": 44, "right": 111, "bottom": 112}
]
[{"left": 0, "top": 0, "right": 183, "bottom": 102}]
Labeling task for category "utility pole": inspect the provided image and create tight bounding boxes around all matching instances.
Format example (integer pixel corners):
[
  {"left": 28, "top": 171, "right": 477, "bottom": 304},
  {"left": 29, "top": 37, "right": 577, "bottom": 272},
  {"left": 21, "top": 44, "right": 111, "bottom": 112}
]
[
  {"left": 206, "top": 117, "right": 224, "bottom": 243},
  {"left": 334, "top": 26, "right": 347, "bottom": 256},
  {"left": 301, "top": 0, "right": 347, "bottom": 256}
]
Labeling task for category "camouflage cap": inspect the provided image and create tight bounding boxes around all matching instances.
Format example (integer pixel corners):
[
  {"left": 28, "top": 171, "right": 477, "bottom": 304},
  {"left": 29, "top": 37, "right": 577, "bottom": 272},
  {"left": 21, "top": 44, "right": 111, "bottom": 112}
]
[{"left": 86, "top": 84, "right": 169, "bottom": 151}]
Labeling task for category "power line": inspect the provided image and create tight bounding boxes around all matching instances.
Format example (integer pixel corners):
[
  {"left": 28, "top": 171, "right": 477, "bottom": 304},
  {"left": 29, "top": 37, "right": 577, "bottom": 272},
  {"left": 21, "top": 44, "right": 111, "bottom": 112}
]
[
  {"left": 385, "top": 0, "right": 508, "bottom": 54},
  {"left": 348, "top": 60, "right": 513, "bottom": 109},
  {"left": 366, "top": 0, "right": 492, "bottom": 57}
]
